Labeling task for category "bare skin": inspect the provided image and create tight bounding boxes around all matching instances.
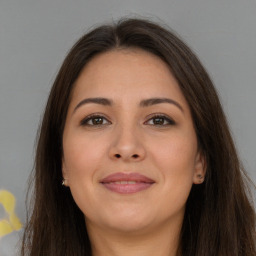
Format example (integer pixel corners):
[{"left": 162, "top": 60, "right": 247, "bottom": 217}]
[
  {"left": 62, "top": 49, "right": 205, "bottom": 256},
  {"left": 87, "top": 216, "right": 182, "bottom": 256}
]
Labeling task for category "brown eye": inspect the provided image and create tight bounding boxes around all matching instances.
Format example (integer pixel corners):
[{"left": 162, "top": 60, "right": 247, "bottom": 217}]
[
  {"left": 146, "top": 115, "right": 175, "bottom": 126},
  {"left": 80, "top": 115, "right": 110, "bottom": 126},
  {"left": 153, "top": 117, "right": 165, "bottom": 125},
  {"left": 92, "top": 117, "right": 104, "bottom": 125}
]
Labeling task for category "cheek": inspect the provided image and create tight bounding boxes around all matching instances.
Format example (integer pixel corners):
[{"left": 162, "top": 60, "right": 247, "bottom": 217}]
[
  {"left": 62, "top": 134, "right": 108, "bottom": 215},
  {"left": 63, "top": 133, "right": 107, "bottom": 182},
  {"left": 150, "top": 134, "right": 197, "bottom": 212},
  {"left": 149, "top": 131, "right": 197, "bottom": 184}
]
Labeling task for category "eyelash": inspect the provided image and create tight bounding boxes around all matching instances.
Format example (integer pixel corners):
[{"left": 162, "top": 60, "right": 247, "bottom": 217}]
[
  {"left": 80, "top": 114, "right": 175, "bottom": 127},
  {"left": 80, "top": 114, "right": 110, "bottom": 126},
  {"left": 146, "top": 115, "right": 175, "bottom": 126}
]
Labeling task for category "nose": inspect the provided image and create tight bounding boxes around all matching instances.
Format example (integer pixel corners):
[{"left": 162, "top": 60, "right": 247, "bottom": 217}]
[{"left": 108, "top": 125, "right": 146, "bottom": 162}]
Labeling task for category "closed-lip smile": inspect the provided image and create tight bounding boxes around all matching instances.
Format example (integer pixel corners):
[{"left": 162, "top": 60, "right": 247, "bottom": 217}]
[{"left": 100, "top": 172, "right": 155, "bottom": 194}]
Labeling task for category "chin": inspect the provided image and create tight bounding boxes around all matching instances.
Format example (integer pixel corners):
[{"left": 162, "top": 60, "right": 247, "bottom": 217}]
[
  {"left": 84, "top": 206, "right": 152, "bottom": 232},
  {"left": 102, "top": 217, "right": 154, "bottom": 234}
]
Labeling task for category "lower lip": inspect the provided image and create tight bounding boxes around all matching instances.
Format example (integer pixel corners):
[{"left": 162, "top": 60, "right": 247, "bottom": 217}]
[{"left": 101, "top": 182, "right": 154, "bottom": 194}]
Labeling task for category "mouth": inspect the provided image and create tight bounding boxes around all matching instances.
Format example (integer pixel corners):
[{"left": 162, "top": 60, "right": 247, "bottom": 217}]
[{"left": 100, "top": 172, "right": 155, "bottom": 194}]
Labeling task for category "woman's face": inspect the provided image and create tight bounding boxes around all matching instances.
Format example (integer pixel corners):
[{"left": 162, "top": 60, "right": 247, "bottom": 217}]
[{"left": 62, "top": 49, "right": 205, "bottom": 234}]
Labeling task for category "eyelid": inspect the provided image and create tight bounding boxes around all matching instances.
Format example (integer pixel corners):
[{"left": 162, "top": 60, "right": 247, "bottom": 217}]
[
  {"left": 144, "top": 113, "right": 176, "bottom": 126},
  {"left": 80, "top": 112, "right": 175, "bottom": 127},
  {"left": 80, "top": 113, "right": 112, "bottom": 126}
]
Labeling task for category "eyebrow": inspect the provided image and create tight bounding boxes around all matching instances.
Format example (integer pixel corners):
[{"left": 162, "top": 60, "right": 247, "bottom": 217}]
[
  {"left": 139, "top": 98, "right": 184, "bottom": 112},
  {"left": 73, "top": 97, "right": 184, "bottom": 113},
  {"left": 73, "top": 97, "right": 113, "bottom": 113}
]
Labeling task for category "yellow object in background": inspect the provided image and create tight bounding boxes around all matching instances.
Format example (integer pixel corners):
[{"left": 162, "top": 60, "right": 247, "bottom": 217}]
[{"left": 0, "top": 190, "right": 22, "bottom": 238}]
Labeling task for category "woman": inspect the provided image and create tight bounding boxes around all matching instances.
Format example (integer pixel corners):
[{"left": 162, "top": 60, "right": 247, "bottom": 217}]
[{"left": 21, "top": 18, "right": 255, "bottom": 256}]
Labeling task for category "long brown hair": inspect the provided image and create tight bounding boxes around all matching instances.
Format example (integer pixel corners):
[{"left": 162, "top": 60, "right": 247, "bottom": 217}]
[{"left": 21, "top": 18, "right": 255, "bottom": 256}]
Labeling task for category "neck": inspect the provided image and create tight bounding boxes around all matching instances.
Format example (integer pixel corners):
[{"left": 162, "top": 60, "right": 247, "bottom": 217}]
[{"left": 86, "top": 219, "right": 183, "bottom": 256}]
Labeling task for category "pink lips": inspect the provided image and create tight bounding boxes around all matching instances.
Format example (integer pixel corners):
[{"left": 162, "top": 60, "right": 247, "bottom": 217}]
[{"left": 100, "top": 172, "right": 155, "bottom": 194}]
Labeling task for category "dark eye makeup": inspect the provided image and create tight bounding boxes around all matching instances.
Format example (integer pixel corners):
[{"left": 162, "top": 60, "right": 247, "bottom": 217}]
[
  {"left": 144, "top": 115, "right": 175, "bottom": 126},
  {"left": 80, "top": 113, "right": 176, "bottom": 127},
  {"left": 80, "top": 114, "right": 110, "bottom": 126}
]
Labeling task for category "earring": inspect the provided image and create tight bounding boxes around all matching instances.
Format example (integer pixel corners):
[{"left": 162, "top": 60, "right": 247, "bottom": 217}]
[
  {"left": 62, "top": 179, "right": 67, "bottom": 186},
  {"left": 197, "top": 174, "right": 204, "bottom": 183}
]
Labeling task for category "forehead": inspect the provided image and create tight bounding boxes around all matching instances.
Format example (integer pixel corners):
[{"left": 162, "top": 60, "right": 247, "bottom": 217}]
[{"left": 70, "top": 48, "right": 188, "bottom": 109}]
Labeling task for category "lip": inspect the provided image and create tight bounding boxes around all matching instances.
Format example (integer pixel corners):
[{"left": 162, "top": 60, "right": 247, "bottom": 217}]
[{"left": 100, "top": 172, "right": 155, "bottom": 194}]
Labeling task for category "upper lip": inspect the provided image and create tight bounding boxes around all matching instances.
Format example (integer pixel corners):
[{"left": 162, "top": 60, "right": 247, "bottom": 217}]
[{"left": 100, "top": 172, "right": 155, "bottom": 183}]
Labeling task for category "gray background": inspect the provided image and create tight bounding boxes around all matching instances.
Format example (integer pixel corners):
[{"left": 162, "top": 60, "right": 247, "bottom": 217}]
[{"left": 0, "top": 0, "right": 255, "bottom": 255}]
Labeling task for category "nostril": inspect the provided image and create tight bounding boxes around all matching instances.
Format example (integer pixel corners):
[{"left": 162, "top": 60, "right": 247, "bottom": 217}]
[{"left": 114, "top": 153, "right": 139, "bottom": 159}]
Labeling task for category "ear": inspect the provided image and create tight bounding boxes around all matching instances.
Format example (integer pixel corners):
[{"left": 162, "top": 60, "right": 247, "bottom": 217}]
[
  {"left": 62, "top": 159, "right": 69, "bottom": 187},
  {"left": 193, "top": 150, "right": 207, "bottom": 184}
]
